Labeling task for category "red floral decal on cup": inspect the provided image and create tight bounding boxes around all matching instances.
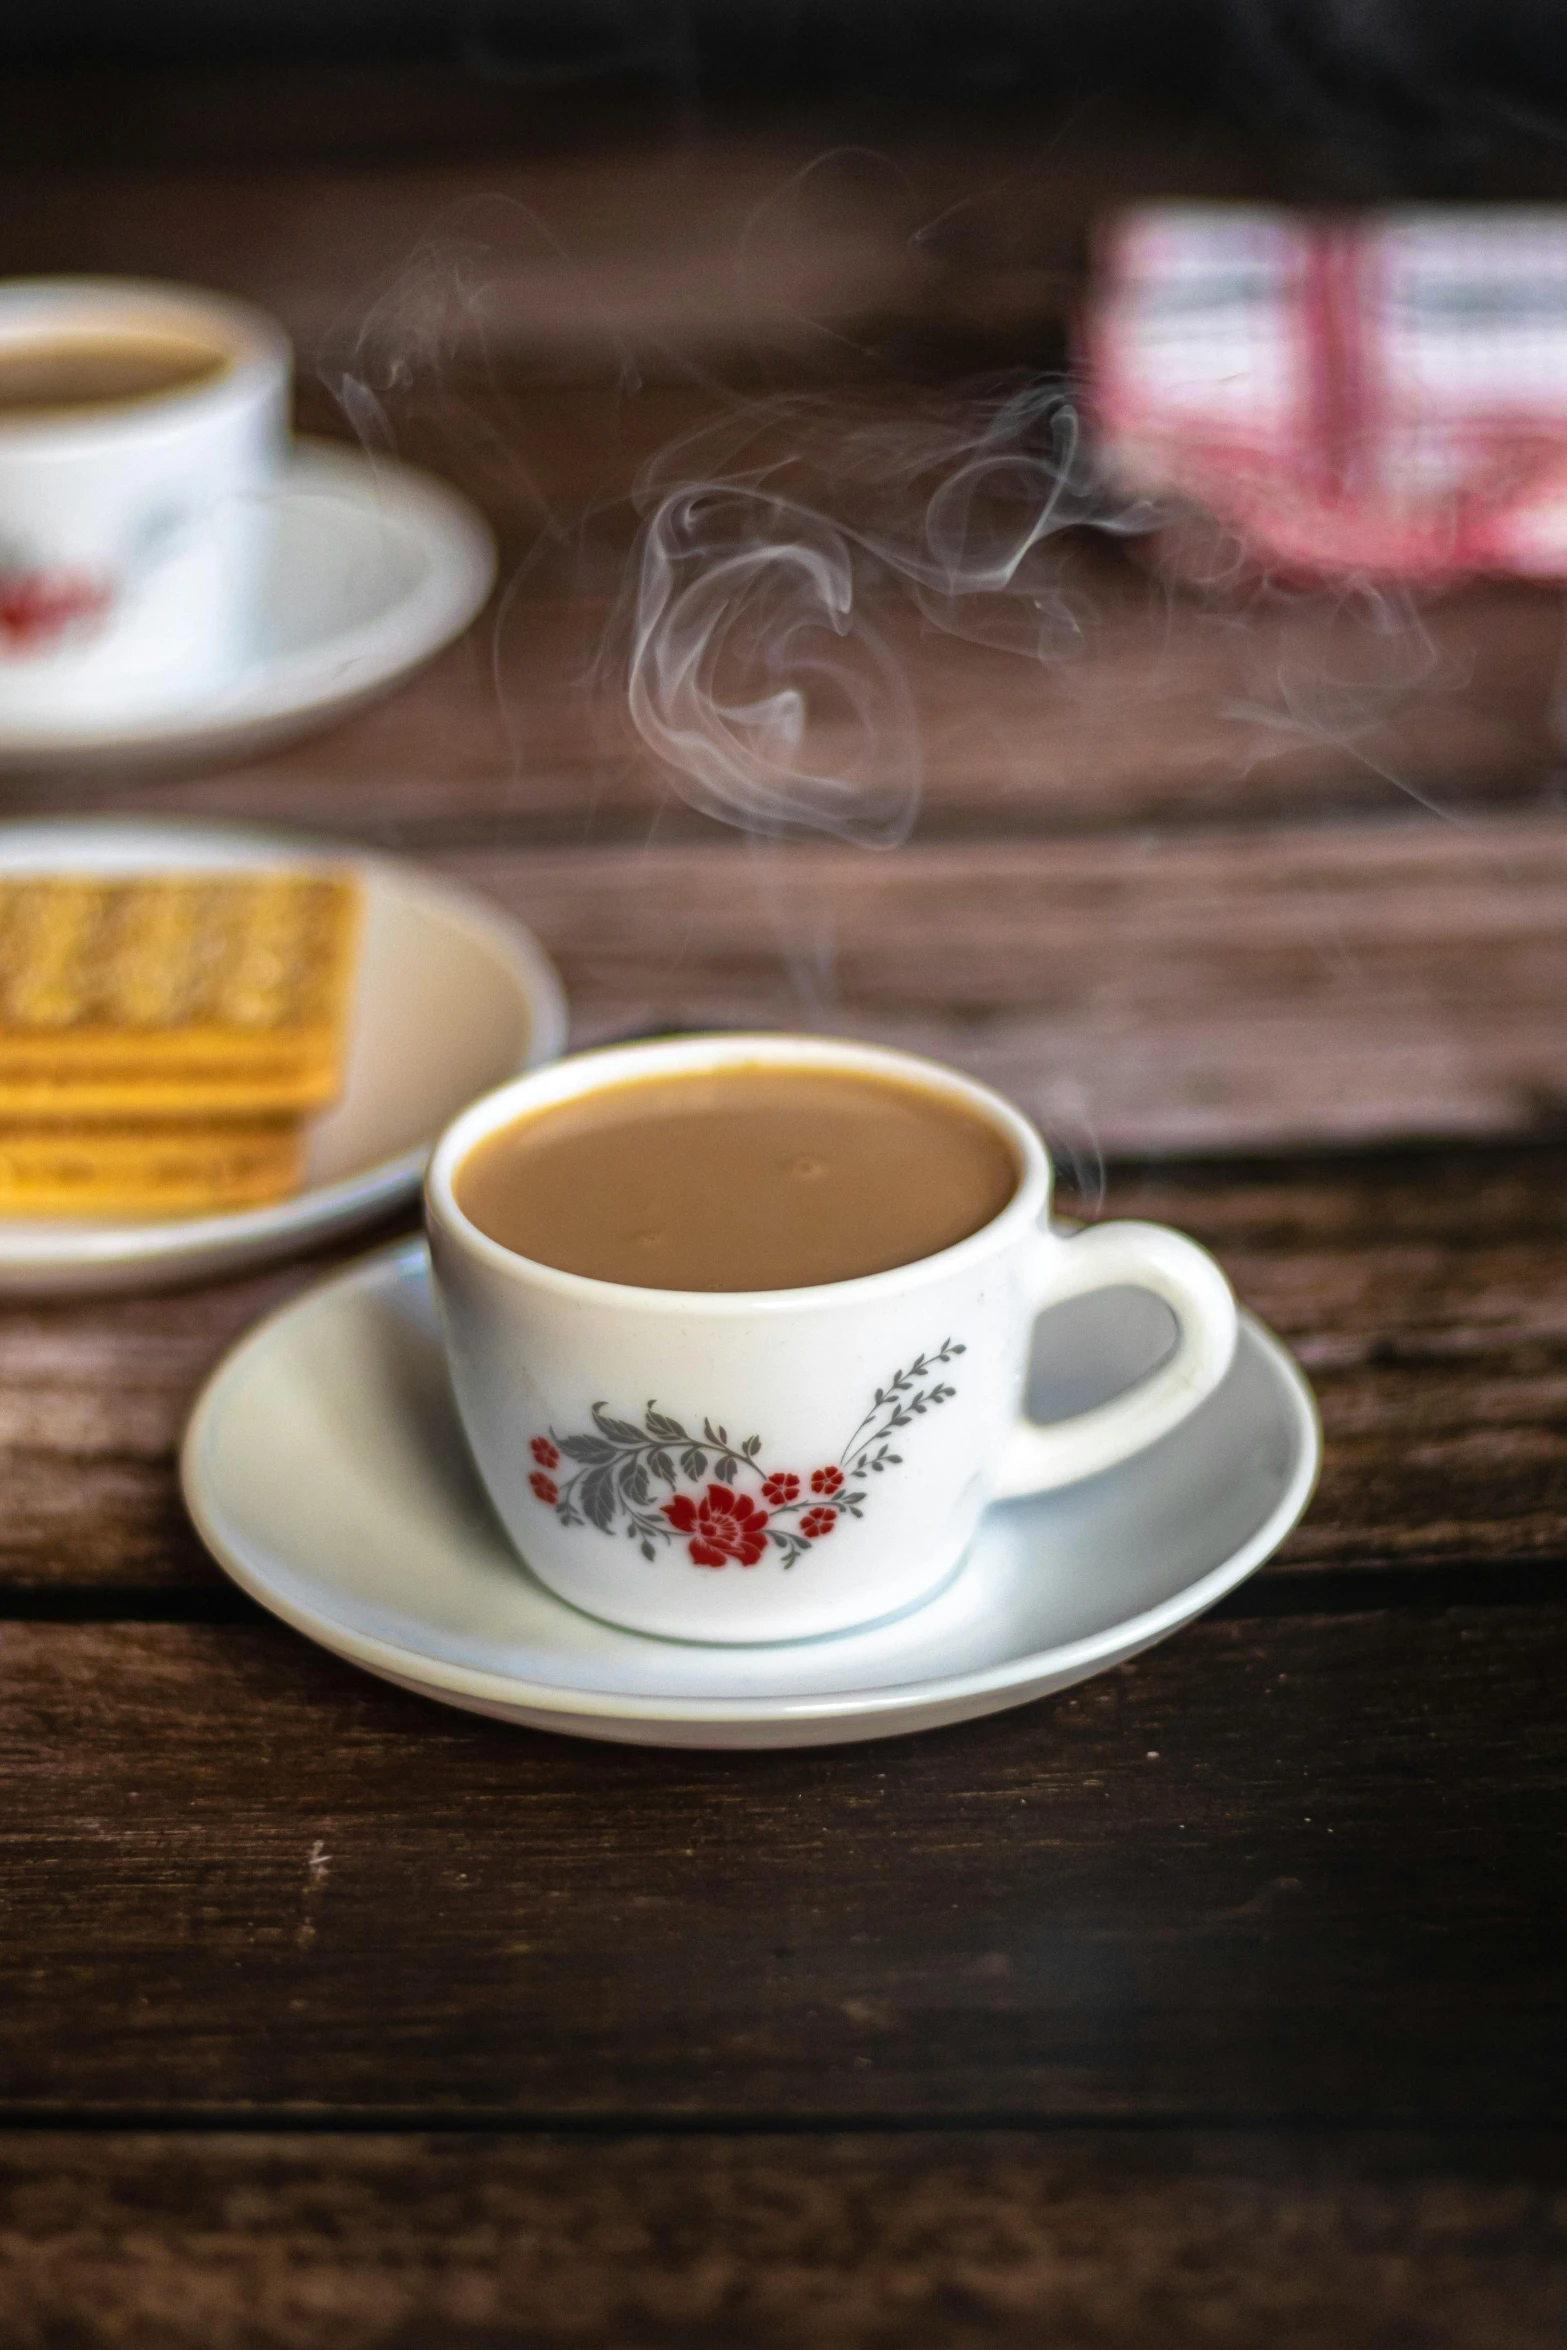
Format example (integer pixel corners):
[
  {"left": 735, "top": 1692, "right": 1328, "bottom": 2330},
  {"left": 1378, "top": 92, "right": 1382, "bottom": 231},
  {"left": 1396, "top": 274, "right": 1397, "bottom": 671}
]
[
  {"left": 0, "top": 568, "right": 115, "bottom": 653},
  {"left": 527, "top": 1341, "right": 965, "bottom": 1572},
  {"left": 662, "top": 1484, "right": 771, "bottom": 1568}
]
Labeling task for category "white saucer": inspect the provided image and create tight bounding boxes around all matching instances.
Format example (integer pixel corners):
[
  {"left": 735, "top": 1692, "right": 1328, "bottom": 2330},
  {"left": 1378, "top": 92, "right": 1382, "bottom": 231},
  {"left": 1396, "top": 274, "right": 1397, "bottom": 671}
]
[
  {"left": 182, "top": 1238, "right": 1321, "bottom": 1750},
  {"left": 0, "top": 820, "right": 566, "bottom": 1294},
  {"left": 0, "top": 440, "right": 495, "bottom": 773}
]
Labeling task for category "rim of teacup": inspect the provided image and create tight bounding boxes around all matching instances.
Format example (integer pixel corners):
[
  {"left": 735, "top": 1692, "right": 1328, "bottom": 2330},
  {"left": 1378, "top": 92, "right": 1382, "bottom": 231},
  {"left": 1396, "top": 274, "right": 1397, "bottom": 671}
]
[
  {"left": 0, "top": 276, "right": 289, "bottom": 444},
  {"left": 425, "top": 1031, "right": 1052, "bottom": 1317}
]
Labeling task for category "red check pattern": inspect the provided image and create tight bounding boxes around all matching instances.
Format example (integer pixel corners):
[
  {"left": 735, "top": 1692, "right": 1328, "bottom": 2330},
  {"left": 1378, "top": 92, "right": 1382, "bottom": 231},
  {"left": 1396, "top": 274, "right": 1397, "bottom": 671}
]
[{"left": 1085, "top": 205, "right": 1567, "bottom": 582}]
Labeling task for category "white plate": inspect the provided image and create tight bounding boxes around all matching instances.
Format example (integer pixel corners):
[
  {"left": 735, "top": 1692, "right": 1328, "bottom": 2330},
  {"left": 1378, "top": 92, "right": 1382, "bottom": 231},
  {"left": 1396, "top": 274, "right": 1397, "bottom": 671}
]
[
  {"left": 0, "top": 440, "right": 495, "bottom": 773},
  {"left": 0, "top": 819, "right": 566, "bottom": 1294},
  {"left": 182, "top": 1238, "right": 1321, "bottom": 1749}
]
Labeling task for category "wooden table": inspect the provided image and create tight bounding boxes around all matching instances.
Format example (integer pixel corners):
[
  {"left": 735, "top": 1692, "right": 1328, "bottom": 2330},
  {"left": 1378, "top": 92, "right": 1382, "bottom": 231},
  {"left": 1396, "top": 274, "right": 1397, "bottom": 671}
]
[{"left": 3, "top": 62, "right": 1567, "bottom": 2347}]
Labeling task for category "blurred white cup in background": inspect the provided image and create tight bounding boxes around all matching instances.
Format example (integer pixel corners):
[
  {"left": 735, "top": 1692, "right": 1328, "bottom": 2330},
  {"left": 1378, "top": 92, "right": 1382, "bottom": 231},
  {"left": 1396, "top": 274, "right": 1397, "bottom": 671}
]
[{"left": 0, "top": 277, "right": 290, "bottom": 724}]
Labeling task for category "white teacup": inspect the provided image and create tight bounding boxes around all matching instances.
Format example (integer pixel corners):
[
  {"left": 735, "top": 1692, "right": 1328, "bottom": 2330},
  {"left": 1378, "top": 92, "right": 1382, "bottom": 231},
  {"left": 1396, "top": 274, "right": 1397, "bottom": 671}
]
[
  {"left": 426, "top": 1034, "right": 1239, "bottom": 1645},
  {"left": 0, "top": 278, "right": 289, "bottom": 724}
]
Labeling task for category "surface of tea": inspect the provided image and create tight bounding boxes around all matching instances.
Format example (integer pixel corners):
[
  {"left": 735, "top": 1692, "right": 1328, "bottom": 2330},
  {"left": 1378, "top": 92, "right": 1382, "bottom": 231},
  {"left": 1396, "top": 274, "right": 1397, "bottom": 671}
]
[
  {"left": 0, "top": 333, "right": 227, "bottom": 416},
  {"left": 455, "top": 1063, "right": 1020, "bottom": 1290}
]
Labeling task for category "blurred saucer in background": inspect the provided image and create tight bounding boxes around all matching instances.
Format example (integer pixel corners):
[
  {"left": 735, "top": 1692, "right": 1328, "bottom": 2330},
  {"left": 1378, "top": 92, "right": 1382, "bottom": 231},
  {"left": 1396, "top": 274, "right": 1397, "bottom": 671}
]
[{"left": 0, "top": 440, "right": 496, "bottom": 775}]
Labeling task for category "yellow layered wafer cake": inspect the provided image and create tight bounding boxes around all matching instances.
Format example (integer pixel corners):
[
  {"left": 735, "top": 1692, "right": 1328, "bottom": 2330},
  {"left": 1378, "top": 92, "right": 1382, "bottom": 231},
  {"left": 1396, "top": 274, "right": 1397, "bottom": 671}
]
[
  {"left": 0, "top": 871, "right": 361, "bottom": 1217},
  {"left": 0, "top": 1116, "right": 305, "bottom": 1217},
  {"left": 0, "top": 873, "right": 360, "bottom": 1117}
]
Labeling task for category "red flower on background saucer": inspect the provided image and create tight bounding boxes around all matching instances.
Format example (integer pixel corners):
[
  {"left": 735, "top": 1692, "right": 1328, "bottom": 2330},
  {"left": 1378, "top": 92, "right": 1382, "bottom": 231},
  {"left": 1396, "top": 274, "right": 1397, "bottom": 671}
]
[
  {"left": 663, "top": 1484, "right": 770, "bottom": 1568},
  {"left": 531, "top": 1437, "right": 560, "bottom": 1470},
  {"left": 810, "top": 1465, "right": 843, "bottom": 1497},
  {"left": 761, "top": 1471, "right": 800, "bottom": 1505},
  {"left": 0, "top": 570, "right": 114, "bottom": 651},
  {"left": 529, "top": 1472, "right": 558, "bottom": 1505},
  {"left": 800, "top": 1507, "right": 837, "bottom": 1539}
]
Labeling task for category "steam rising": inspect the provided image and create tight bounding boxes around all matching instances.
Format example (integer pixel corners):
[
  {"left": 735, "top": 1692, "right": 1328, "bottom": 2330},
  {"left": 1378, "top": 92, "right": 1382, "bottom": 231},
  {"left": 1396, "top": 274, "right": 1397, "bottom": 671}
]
[
  {"left": 627, "top": 487, "right": 917, "bottom": 844},
  {"left": 621, "top": 378, "right": 1161, "bottom": 846},
  {"left": 313, "top": 198, "right": 1551, "bottom": 1179},
  {"left": 318, "top": 211, "right": 1494, "bottom": 864}
]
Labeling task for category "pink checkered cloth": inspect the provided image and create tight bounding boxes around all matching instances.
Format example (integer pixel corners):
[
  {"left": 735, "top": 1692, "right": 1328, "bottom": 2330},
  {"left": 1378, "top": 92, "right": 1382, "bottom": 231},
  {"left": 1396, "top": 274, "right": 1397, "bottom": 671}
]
[{"left": 1084, "top": 205, "right": 1567, "bottom": 582}]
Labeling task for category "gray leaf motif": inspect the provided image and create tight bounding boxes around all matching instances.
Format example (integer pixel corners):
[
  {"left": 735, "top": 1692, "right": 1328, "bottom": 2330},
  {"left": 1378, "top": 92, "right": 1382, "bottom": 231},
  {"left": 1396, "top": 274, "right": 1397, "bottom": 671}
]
[
  {"left": 580, "top": 1463, "right": 619, "bottom": 1532},
  {"left": 559, "top": 1435, "right": 617, "bottom": 1465},
  {"left": 593, "top": 1407, "right": 645, "bottom": 1445}
]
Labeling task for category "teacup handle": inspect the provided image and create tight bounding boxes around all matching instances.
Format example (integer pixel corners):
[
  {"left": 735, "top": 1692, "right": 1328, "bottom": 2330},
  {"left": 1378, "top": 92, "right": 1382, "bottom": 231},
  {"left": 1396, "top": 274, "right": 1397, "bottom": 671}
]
[{"left": 993, "top": 1221, "right": 1238, "bottom": 1500}]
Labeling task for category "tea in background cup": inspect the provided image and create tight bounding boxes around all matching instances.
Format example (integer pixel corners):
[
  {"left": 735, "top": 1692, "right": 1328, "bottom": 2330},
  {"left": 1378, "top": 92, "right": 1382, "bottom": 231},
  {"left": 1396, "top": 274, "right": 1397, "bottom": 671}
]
[
  {"left": 427, "top": 1036, "right": 1239, "bottom": 1645},
  {"left": 0, "top": 278, "right": 290, "bottom": 723}
]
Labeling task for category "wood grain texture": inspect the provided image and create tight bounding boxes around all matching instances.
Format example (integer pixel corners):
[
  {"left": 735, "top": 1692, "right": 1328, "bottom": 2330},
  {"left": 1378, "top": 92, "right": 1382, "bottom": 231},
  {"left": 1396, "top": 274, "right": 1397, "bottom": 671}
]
[
  {"left": 0, "top": 86, "right": 1266, "bottom": 373},
  {"left": 13, "top": 556, "right": 1560, "bottom": 843},
  {"left": 2, "top": 2129, "right": 1566, "bottom": 2350},
  {"left": 0, "top": 139, "right": 1065, "bottom": 383},
  {"left": 418, "top": 816, "right": 1567, "bottom": 1152},
  {"left": 1, "top": 61, "right": 1566, "bottom": 2343},
  {"left": 1102, "top": 1149, "right": 1567, "bottom": 1573},
  {"left": 0, "top": 1606, "right": 1562, "bottom": 2121},
  {"left": 0, "top": 1217, "right": 412, "bottom": 1594},
  {"left": 5, "top": 1146, "right": 1567, "bottom": 1595}
]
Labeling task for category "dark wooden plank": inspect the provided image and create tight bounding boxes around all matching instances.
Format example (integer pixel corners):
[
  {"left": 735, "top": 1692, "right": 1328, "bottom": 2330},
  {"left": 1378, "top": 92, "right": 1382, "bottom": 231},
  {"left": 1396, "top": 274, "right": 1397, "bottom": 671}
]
[
  {"left": 3, "top": 2129, "right": 1566, "bottom": 2350},
  {"left": 1098, "top": 1148, "right": 1567, "bottom": 1575},
  {"left": 31, "top": 814, "right": 1567, "bottom": 1164},
  {"left": 17, "top": 555, "right": 1560, "bottom": 842},
  {"left": 414, "top": 819, "right": 1567, "bottom": 1154},
  {"left": 0, "top": 1216, "right": 416, "bottom": 1594},
  {"left": 0, "top": 90, "right": 1267, "bottom": 374},
  {"left": 0, "top": 1606, "right": 1562, "bottom": 2120},
  {"left": 0, "top": 135, "right": 1058, "bottom": 377},
  {"left": 5, "top": 1145, "right": 1567, "bottom": 1595}
]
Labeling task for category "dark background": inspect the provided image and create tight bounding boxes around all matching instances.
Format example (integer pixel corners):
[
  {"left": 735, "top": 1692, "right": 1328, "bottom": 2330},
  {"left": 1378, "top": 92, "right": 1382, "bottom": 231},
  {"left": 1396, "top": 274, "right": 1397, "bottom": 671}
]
[{"left": 10, "top": 1, "right": 1567, "bottom": 171}]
